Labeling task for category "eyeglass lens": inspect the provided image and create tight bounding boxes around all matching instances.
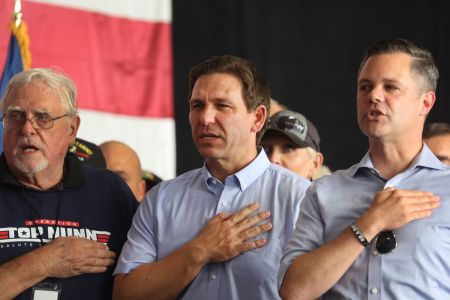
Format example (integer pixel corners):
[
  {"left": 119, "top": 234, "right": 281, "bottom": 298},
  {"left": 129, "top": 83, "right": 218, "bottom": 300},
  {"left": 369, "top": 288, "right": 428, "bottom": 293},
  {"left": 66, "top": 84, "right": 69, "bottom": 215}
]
[{"left": 375, "top": 230, "right": 396, "bottom": 254}]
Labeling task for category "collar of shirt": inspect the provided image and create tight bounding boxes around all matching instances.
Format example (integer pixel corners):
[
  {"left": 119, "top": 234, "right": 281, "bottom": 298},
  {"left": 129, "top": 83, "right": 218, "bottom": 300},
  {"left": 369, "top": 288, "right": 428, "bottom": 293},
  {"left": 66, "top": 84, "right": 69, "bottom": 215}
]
[
  {"left": 201, "top": 149, "right": 271, "bottom": 194},
  {"left": 350, "top": 143, "right": 447, "bottom": 178}
]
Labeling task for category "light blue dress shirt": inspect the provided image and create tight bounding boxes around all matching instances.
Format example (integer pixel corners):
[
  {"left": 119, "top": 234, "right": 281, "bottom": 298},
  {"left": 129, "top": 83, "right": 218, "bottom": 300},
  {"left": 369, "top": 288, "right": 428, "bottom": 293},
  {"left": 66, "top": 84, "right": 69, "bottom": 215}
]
[
  {"left": 115, "top": 150, "right": 310, "bottom": 299},
  {"left": 279, "top": 144, "right": 450, "bottom": 299}
]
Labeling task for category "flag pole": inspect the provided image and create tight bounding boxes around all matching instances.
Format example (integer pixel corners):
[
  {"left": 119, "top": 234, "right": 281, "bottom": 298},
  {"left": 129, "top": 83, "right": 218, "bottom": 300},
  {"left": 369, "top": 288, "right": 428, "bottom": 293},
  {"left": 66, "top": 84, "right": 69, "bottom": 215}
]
[{"left": 14, "top": 0, "right": 23, "bottom": 28}]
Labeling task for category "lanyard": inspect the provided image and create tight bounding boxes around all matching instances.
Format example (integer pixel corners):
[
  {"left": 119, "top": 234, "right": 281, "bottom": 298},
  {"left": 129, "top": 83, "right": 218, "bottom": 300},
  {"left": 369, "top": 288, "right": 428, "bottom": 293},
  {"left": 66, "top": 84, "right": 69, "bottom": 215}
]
[{"left": 19, "top": 181, "right": 64, "bottom": 245}]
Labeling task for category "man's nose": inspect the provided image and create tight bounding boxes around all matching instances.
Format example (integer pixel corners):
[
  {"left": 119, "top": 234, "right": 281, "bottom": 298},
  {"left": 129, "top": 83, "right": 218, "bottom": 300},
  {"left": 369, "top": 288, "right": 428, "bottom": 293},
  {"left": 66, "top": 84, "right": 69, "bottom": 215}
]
[
  {"left": 199, "top": 107, "right": 216, "bottom": 125},
  {"left": 368, "top": 85, "right": 385, "bottom": 103},
  {"left": 268, "top": 149, "right": 282, "bottom": 165},
  {"left": 19, "top": 117, "right": 37, "bottom": 135}
]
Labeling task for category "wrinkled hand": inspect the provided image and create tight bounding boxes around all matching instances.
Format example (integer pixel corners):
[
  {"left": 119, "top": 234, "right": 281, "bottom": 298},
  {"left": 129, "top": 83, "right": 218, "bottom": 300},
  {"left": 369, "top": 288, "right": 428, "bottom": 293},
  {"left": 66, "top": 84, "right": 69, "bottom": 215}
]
[
  {"left": 362, "top": 187, "right": 440, "bottom": 233},
  {"left": 39, "top": 237, "right": 116, "bottom": 278},
  {"left": 193, "top": 202, "right": 272, "bottom": 263}
]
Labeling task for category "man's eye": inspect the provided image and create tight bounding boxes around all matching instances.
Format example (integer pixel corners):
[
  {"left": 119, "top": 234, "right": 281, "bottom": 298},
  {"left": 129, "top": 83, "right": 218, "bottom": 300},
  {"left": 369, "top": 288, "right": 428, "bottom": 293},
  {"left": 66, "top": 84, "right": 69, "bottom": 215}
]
[
  {"left": 9, "top": 111, "right": 25, "bottom": 120},
  {"left": 35, "top": 113, "right": 51, "bottom": 122}
]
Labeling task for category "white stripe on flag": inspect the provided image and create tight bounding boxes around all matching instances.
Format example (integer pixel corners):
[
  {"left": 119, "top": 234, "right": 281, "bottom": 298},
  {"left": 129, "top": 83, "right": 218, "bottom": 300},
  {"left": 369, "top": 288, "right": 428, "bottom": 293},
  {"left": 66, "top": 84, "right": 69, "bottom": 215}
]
[
  {"left": 77, "top": 109, "right": 176, "bottom": 180},
  {"left": 27, "top": 0, "right": 172, "bottom": 22}
]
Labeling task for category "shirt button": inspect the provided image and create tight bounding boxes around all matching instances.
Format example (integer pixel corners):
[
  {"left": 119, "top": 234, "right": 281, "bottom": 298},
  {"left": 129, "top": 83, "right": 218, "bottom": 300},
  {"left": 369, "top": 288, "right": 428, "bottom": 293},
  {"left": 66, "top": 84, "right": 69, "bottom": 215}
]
[
  {"left": 211, "top": 179, "right": 217, "bottom": 185},
  {"left": 371, "top": 288, "right": 378, "bottom": 294},
  {"left": 372, "top": 250, "right": 379, "bottom": 256},
  {"left": 221, "top": 202, "right": 227, "bottom": 207},
  {"left": 211, "top": 273, "right": 217, "bottom": 280}
]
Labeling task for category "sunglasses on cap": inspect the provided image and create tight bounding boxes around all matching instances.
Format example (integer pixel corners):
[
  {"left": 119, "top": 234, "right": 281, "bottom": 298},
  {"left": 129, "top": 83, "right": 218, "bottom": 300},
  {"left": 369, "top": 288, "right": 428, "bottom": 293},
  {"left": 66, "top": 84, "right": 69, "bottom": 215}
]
[
  {"left": 375, "top": 230, "right": 397, "bottom": 254},
  {"left": 272, "top": 115, "right": 307, "bottom": 135}
]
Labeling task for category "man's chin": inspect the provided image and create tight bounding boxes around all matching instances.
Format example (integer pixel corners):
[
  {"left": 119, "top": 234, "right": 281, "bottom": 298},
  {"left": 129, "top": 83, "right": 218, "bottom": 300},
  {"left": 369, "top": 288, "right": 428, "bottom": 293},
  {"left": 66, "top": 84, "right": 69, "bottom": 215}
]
[{"left": 13, "top": 159, "right": 48, "bottom": 175}]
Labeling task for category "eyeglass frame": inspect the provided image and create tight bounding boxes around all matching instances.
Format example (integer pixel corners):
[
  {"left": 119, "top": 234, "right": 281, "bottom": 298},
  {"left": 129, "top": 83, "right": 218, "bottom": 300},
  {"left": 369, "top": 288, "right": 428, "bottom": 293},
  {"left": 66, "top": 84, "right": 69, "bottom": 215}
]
[{"left": 1, "top": 111, "right": 70, "bottom": 131}]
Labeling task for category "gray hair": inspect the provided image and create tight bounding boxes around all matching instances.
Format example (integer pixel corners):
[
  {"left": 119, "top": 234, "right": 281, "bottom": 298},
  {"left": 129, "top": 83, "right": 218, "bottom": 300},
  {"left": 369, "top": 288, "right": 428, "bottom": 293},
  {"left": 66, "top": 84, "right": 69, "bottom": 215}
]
[
  {"left": 0, "top": 68, "right": 78, "bottom": 115},
  {"left": 359, "top": 39, "right": 439, "bottom": 92}
]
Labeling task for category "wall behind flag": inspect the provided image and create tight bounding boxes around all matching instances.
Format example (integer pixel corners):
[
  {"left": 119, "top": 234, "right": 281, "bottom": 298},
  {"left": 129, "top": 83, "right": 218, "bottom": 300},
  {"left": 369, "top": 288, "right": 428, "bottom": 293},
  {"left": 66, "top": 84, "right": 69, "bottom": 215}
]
[{"left": 0, "top": 0, "right": 175, "bottom": 179}]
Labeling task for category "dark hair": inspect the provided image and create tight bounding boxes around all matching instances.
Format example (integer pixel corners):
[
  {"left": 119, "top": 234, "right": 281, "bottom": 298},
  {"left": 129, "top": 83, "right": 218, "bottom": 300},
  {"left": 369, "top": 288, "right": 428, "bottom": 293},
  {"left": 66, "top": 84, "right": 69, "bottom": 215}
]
[
  {"left": 188, "top": 55, "right": 270, "bottom": 143},
  {"left": 423, "top": 122, "right": 450, "bottom": 139},
  {"left": 359, "top": 39, "right": 439, "bottom": 92}
]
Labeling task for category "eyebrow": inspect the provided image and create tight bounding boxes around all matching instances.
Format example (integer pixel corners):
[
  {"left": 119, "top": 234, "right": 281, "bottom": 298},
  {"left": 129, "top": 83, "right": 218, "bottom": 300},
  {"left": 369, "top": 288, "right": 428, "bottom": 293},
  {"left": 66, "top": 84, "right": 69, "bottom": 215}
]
[{"left": 5, "top": 106, "right": 50, "bottom": 114}]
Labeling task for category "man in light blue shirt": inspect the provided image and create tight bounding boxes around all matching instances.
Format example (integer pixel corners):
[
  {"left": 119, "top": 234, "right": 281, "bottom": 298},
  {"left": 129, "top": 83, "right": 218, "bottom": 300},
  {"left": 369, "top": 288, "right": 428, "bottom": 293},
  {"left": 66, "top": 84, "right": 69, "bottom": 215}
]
[
  {"left": 113, "top": 55, "right": 310, "bottom": 299},
  {"left": 280, "top": 39, "right": 449, "bottom": 299}
]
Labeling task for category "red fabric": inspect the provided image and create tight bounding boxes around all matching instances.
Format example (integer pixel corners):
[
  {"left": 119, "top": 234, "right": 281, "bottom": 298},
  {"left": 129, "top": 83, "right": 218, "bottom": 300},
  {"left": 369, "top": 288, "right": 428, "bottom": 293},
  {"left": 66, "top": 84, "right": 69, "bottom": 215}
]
[{"left": 1, "top": 1, "right": 173, "bottom": 118}]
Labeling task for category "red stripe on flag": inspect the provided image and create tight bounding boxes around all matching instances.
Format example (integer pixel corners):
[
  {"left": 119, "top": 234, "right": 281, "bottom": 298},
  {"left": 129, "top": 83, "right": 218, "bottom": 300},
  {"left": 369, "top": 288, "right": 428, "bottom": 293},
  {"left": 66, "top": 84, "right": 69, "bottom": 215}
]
[{"left": 22, "top": 1, "right": 173, "bottom": 118}]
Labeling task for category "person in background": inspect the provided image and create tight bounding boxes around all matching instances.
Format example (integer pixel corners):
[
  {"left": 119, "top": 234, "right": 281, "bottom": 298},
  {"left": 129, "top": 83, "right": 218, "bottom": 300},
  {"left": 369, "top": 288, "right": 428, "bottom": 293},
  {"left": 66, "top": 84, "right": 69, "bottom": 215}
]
[
  {"left": 99, "top": 140, "right": 146, "bottom": 202},
  {"left": 279, "top": 38, "right": 449, "bottom": 299},
  {"left": 0, "top": 68, "right": 136, "bottom": 299},
  {"left": 260, "top": 110, "right": 324, "bottom": 181},
  {"left": 68, "top": 137, "right": 107, "bottom": 168},
  {"left": 270, "top": 98, "right": 287, "bottom": 116},
  {"left": 141, "top": 169, "right": 163, "bottom": 192},
  {"left": 112, "top": 55, "right": 310, "bottom": 300},
  {"left": 423, "top": 122, "right": 450, "bottom": 165}
]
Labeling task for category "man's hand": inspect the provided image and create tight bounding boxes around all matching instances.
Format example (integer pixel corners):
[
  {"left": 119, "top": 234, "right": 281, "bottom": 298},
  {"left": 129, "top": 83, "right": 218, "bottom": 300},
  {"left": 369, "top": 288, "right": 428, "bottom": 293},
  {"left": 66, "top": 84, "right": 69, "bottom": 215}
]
[
  {"left": 39, "top": 237, "right": 116, "bottom": 278},
  {"left": 192, "top": 202, "right": 272, "bottom": 263},
  {"left": 359, "top": 187, "right": 440, "bottom": 239}
]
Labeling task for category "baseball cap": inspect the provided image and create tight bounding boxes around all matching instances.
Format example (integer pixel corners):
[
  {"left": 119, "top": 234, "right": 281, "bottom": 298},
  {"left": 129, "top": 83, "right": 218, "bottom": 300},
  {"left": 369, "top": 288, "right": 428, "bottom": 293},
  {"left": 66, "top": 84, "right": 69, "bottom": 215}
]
[
  {"left": 142, "top": 169, "right": 163, "bottom": 192},
  {"left": 264, "top": 110, "right": 321, "bottom": 151},
  {"left": 68, "top": 138, "right": 106, "bottom": 168}
]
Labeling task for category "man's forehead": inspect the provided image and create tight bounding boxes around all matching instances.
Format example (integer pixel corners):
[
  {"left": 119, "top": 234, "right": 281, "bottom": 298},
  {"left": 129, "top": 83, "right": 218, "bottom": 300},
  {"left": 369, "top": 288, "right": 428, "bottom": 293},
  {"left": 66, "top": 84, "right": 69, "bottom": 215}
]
[
  {"left": 191, "top": 73, "right": 243, "bottom": 98},
  {"left": 5, "top": 83, "right": 62, "bottom": 110}
]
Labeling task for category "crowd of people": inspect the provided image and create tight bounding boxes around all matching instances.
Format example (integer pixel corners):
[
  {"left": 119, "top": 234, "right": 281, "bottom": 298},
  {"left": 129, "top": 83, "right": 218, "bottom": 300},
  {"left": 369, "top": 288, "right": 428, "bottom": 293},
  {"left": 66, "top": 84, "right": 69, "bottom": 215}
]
[{"left": 0, "top": 38, "right": 449, "bottom": 299}]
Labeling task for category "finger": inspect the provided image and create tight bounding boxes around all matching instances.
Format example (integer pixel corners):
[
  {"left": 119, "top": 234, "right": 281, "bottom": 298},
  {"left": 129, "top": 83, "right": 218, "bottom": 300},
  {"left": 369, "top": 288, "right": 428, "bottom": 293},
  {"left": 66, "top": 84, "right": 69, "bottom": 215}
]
[
  {"left": 237, "top": 238, "right": 268, "bottom": 253},
  {"left": 236, "top": 210, "right": 271, "bottom": 231},
  {"left": 91, "top": 257, "right": 115, "bottom": 268},
  {"left": 80, "top": 265, "right": 110, "bottom": 274},
  {"left": 408, "top": 198, "right": 440, "bottom": 212},
  {"left": 225, "top": 202, "right": 260, "bottom": 225},
  {"left": 391, "top": 189, "right": 436, "bottom": 197},
  {"left": 238, "top": 222, "right": 272, "bottom": 241},
  {"left": 90, "top": 249, "right": 116, "bottom": 259},
  {"left": 394, "top": 194, "right": 440, "bottom": 206}
]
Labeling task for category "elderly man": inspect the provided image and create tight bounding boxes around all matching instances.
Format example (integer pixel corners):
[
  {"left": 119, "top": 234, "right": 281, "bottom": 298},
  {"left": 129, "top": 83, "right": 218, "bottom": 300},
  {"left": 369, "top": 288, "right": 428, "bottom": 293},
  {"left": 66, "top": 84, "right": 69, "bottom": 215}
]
[
  {"left": 280, "top": 39, "right": 449, "bottom": 299},
  {"left": 99, "top": 140, "right": 146, "bottom": 202},
  {"left": 113, "top": 55, "right": 310, "bottom": 299},
  {"left": 0, "top": 68, "right": 136, "bottom": 299},
  {"left": 260, "top": 110, "right": 324, "bottom": 180}
]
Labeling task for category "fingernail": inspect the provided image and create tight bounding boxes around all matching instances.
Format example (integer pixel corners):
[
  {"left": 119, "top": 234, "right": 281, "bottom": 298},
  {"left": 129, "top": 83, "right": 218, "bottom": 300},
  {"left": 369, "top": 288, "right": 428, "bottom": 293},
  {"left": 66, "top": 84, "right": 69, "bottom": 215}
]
[{"left": 251, "top": 202, "right": 260, "bottom": 209}]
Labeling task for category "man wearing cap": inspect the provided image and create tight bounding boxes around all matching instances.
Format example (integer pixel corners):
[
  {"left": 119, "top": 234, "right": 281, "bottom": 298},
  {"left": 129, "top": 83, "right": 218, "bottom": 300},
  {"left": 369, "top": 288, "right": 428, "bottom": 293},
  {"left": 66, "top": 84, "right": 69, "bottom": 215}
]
[
  {"left": 423, "top": 122, "right": 450, "bottom": 165},
  {"left": 279, "top": 39, "right": 450, "bottom": 299},
  {"left": 0, "top": 68, "right": 136, "bottom": 299},
  {"left": 113, "top": 55, "right": 310, "bottom": 299},
  {"left": 260, "top": 110, "right": 324, "bottom": 180}
]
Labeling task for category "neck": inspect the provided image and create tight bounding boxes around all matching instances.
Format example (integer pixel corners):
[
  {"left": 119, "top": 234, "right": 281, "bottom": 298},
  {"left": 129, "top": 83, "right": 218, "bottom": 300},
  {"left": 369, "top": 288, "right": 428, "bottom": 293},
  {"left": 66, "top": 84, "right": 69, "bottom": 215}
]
[
  {"left": 368, "top": 137, "right": 423, "bottom": 179},
  {"left": 14, "top": 165, "right": 65, "bottom": 190},
  {"left": 206, "top": 148, "right": 258, "bottom": 182}
]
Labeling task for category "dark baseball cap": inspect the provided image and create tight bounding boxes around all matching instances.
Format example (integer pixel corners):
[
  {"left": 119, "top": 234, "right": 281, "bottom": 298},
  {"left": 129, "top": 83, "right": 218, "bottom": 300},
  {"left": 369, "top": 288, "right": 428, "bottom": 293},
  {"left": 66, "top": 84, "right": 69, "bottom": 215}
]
[
  {"left": 68, "top": 138, "right": 106, "bottom": 168},
  {"left": 264, "top": 110, "right": 321, "bottom": 151}
]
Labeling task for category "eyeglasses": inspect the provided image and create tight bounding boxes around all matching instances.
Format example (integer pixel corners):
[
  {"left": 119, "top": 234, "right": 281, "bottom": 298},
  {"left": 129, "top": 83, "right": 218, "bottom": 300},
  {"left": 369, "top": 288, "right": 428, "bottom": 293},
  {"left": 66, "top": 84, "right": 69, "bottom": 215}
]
[
  {"left": 1, "top": 111, "right": 69, "bottom": 130},
  {"left": 272, "top": 116, "right": 306, "bottom": 134},
  {"left": 375, "top": 230, "right": 396, "bottom": 254}
]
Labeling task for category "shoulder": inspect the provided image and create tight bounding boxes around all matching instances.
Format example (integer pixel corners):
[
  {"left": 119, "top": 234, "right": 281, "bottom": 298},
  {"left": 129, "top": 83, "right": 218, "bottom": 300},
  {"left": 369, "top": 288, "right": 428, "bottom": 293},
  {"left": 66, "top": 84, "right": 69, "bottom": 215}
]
[{"left": 265, "top": 163, "right": 311, "bottom": 188}]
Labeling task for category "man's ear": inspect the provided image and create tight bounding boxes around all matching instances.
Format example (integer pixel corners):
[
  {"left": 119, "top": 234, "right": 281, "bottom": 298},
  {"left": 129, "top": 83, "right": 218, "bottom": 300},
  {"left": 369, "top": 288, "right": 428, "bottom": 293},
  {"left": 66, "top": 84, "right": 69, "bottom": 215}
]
[
  {"left": 420, "top": 91, "right": 436, "bottom": 116},
  {"left": 309, "top": 152, "right": 324, "bottom": 179},
  {"left": 69, "top": 115, "right": 81, "bottom": 141},
  {"left": 251, "top": 104, "right": 267, "bottom": 132}
]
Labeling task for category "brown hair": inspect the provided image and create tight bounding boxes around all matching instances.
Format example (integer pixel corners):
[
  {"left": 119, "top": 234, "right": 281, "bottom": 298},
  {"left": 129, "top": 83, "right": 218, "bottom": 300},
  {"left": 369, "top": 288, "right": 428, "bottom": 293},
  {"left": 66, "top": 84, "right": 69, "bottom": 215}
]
[
  {"left": 359, "top": 39, "right": 439, "bottom": 92},
  {"left": 188, "top": 55, "right": 270, "bottom": 143}
]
